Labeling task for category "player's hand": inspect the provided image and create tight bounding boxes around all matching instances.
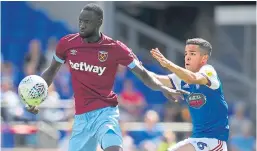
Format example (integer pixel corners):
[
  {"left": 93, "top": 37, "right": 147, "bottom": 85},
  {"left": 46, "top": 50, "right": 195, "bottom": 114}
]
[
  {"left": 150, "top": 48, "right": 171, "bottom": 68},
  {"left": 160, "top": 86, "right": 190, "bottom": 102},
  {"left": 25, "top": 104, "right": 39, "bottom": 114}
]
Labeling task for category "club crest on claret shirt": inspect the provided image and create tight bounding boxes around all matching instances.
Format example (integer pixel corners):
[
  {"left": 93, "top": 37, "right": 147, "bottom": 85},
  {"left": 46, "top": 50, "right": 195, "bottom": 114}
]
[
  {"left": 98, "top": 51, "right": 108, "bottom": 62},
  {"left": 70, "top": 49, "right": 77, "bottom": 55}
]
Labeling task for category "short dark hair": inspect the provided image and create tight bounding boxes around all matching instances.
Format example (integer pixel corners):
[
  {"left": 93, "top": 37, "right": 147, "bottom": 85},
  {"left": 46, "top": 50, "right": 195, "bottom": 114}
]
[
  {"left": 83, "top": 3, "right": 103, "bottom": 19},
  {"left": 186, "top": 38, "right": 212, "bottom": 56}
]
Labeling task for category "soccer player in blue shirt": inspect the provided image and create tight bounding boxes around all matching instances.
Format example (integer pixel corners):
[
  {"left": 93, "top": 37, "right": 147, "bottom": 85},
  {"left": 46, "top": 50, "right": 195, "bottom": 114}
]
[{"left": 149, "top": 38, "right": 229, "bottom": 151}]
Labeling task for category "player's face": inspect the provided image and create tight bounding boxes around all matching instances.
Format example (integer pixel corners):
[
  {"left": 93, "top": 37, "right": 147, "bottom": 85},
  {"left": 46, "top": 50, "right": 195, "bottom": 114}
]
[
  {"left": 184, "top": 44, "right": 206, "bottom": 72},
  {"left": 79, "top": 10, "right": 101, "bottom": 38}
]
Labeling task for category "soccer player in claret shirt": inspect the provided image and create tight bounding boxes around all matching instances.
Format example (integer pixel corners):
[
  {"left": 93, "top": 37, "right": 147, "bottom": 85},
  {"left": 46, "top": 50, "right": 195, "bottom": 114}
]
[
  {"left": 149, "top": 38, "right": 229, "bottom": 151},
  {"left": 26, "top": 3, "right": 188, "bottom": 151}
]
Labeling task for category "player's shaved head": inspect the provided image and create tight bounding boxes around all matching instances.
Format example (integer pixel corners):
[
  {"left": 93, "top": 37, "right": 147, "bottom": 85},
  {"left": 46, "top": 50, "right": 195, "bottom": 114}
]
[
  {"left": 83, "top": 3, "right": 103, "bottom": 20},
  {"left": 186, "top": 38, "right": 212, "bottom": 56},
  {"left": 79, "top": 3, "right": 103, "bottom": 39}
]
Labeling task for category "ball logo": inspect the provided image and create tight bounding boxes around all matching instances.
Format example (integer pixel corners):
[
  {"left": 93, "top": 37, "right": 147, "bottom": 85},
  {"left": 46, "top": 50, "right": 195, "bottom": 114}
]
[
  {"left": 29, "top": 83, "right": 46, "bottom": 99},
  {"left": 98, "top": 51, "right": 108, "bottom": 62},
  {"left": 187, "top": 93, "right": 206, "bottom": 109}
]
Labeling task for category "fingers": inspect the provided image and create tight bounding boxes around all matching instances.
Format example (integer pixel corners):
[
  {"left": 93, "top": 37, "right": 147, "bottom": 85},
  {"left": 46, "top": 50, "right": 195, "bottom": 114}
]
[
  {"left": 152, "top": 54, "right": 163, "bottom": 63},
  {"left": 150, "top": 48, "right": 169, "bottom": 67},
  {"left": 25, "top": 105, "right": 39, "bottom": 114},
  {"left": 151, "top": 48, "right": 163, "bottom": 59},
  {"left": 151, "top": 50, "right": 165, "bottom": 64},
  {"left": 176, "top": 89, "right": 191, "bottom": 95}
]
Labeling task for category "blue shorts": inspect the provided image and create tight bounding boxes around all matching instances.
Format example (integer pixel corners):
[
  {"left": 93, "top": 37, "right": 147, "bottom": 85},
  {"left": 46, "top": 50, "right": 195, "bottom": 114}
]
[{"left": 68, "top": 106, "right": 123, "bottom": 151}]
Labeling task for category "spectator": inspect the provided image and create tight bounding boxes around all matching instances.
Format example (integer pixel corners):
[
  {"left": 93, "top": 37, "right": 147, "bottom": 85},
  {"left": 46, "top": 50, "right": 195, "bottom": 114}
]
[
  {"left": 229, "top": 122, "right": 255, "bottom": 151},
  {"left": 0, "top": 52, "right": 3, "bottom": 67},
  {"left": 1, "top": 78, "right": 24, "bottom": 121},
  {"left": 1, "top": 61, "right": 19, "bottom": 87},
  {"left": 120, "top": 121, "right": 137, "bottom": 151},
  {"left": 180, "top": 105, "right": 191, "bottom": 122},
  {"left": 139, "top": 110, "right": 163, "bottom": 151},
  {"left": 119, "top": 79, "right": 146, "bottom": 121},
  {"left": 163, "top": 102, "right": 183, "bottom": 122},
  {"left": 41, "top": 84, "right": 60, "bottom": 106},
  {"left": 24, "top": 39, "right": 46, "bottom": 75},
  {"left": 157, "top": 131, "right": 177, "bottom": 151},
  {"left": 54, "top": 64, "right": 73, "bottom": 99},
  {"left": 45, "top": 36, "right": 58, "bottom": 67},
  {"left": 40, "top": 84, "right": 65, "bottom": 122},
  {"left": 229, "top": 101, "right": 253, "bottom": 137},
  {"left": 113, "top": 65, "right": 128, "bottom": 94}
]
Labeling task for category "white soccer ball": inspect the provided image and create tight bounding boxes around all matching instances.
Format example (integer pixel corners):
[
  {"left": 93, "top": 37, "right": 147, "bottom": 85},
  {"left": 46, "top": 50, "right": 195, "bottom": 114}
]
[{"left": 18, "top": 75, "right": 48, "bottom": 106}]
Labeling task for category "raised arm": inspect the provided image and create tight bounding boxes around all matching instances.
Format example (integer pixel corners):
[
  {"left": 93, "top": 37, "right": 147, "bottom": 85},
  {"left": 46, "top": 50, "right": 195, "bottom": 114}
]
[
  {"left": 129, "top": 62, "right": 164, "bottom": 91},
  {"left": 115, "top": 41, "right": 189, "bottom": 101},
  {"left": 151, "top": 48, "right": 208, "bottom": 85},
  {"left": 146, "top": 70, "right": 174, "bottom": 88},
  {"left": 129, "top": 61, "right": 189, "bottom": 100}
]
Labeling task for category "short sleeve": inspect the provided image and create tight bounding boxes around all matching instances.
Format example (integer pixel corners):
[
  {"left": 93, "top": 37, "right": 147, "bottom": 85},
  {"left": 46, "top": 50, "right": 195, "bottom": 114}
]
[
  {"left": 198, "top": 64, "right": 220, "bottom": 90},
  {"left": 167, "top": 73, "right": 181, "bottom": 89},
  {"left": 115, "top": 41, "right": 139, "bottom": 69},
  {"left": 54, "top": 37, "right": 67, "bottom": 64}
]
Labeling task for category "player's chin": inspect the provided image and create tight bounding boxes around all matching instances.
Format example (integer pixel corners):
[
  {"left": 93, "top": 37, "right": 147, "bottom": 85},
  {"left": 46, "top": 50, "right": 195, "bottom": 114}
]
[
  {"left": 79, "top": 32, "right": 88, "bottom": 38},
  {"left": 79, "top": 33, "right": 87, "bottom": 38}
]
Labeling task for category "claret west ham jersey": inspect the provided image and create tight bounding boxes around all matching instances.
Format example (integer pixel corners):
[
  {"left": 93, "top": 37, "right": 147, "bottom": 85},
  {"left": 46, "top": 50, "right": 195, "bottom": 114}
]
[{"left": 54, "top": 33, "right": 139, "bottom": 114}]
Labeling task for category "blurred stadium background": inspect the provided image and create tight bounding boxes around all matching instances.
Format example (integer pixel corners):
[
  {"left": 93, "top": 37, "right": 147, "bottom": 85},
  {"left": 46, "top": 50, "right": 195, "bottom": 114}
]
[{"left": 1, "top": 1, "right": 256, "bottom": 151}]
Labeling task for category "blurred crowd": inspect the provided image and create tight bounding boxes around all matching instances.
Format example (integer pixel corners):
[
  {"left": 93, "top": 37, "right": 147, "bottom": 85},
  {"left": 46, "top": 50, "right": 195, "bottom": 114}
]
[{"left": 1, "top": 38, "right": 256, "bottom": 151}]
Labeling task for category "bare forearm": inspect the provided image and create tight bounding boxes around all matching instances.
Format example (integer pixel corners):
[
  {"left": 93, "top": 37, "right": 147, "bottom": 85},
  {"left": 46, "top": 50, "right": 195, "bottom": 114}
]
[
  {"left": 131, "top": 67, "right": 164, "bottom": 91},
  {"left": 41, "top": 67, "right": 58, "bottom": 87},
  {"left": 166, "top": 61, "right": 196, "bottom": 83},
  {"left": 141, "top": 70, "right": 164, "bottom": 90},
  {"left": 41, "top": 59, "right": 62, "bottom": 87}
]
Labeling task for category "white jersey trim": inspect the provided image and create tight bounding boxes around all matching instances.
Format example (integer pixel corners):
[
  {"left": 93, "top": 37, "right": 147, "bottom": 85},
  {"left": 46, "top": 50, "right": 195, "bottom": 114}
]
[
  {"left": 168, "top": 74, "right": 181, "bottom": 89},
  {"left": 198, "top": 64, "right": 220, "bottom": 90}
]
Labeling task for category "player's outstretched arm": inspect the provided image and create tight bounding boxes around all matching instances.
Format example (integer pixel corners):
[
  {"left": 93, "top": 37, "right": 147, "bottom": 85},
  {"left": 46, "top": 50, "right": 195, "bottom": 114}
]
[
  {"left": 115, "top": 40, "right": 188, "bottom": 99},
  {"left": 146, "top": 70, "right": 174, "bottom": 88},
  {"left": 130, "top": 63, "right": 189, "bottom": 101},
  {"left": 151, "top": 48, "right": 208, "bottom": 85}
]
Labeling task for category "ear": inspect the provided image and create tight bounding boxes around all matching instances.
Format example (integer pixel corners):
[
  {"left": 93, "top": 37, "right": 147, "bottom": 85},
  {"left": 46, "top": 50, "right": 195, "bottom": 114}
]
[
  {"left": 202, "top": 55, "right": 208, "bottom": 63},
  {"left": 98, "top": 19, "right": 103, "bottom": 26}
]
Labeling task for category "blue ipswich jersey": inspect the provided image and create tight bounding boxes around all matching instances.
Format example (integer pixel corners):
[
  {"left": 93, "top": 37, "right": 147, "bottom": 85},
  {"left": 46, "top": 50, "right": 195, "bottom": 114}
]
[{"left": 168, "top": 64, "right": 229, "bottom": 141}]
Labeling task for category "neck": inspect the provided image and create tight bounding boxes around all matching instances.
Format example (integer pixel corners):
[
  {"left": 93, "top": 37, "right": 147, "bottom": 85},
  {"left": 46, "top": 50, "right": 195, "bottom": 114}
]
[
  {"left": 196, "top": 63, "right": 207, "bottom": 72},
  {"left": 83, "top": 31, "right": 101, "bottom": 43}
]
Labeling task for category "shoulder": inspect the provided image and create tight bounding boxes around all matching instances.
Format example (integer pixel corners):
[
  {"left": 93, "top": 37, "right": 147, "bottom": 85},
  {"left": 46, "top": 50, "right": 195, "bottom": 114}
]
[
  {"left": 102, "top": 34, "right": 132, "bottom": 58},
  {"left": 200, "top": 64, "right": 216, "bottom": 71},
  {"left": 100, "top": 34, "right": 116, "bottom": 45},
  {"left": 199, "top": 64, "right": 217, "bottom": 76},
  {"left": 115, "top": 40, "right": 129, "bottom": 49},
  {"left": 102, "top": 34, "right": 129, "bottom": 49},
  {"left": 114, "top": 40, "right": 132, "bottom": 54},
  {"left": 59, "top": 33, "right": 80, "bottom": 44},
  {"left": 56, "top": 33, "right": 80, "bottom": 54},
  {"left": 100, "top": 34, "right": 123, "bottom": 48}
]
